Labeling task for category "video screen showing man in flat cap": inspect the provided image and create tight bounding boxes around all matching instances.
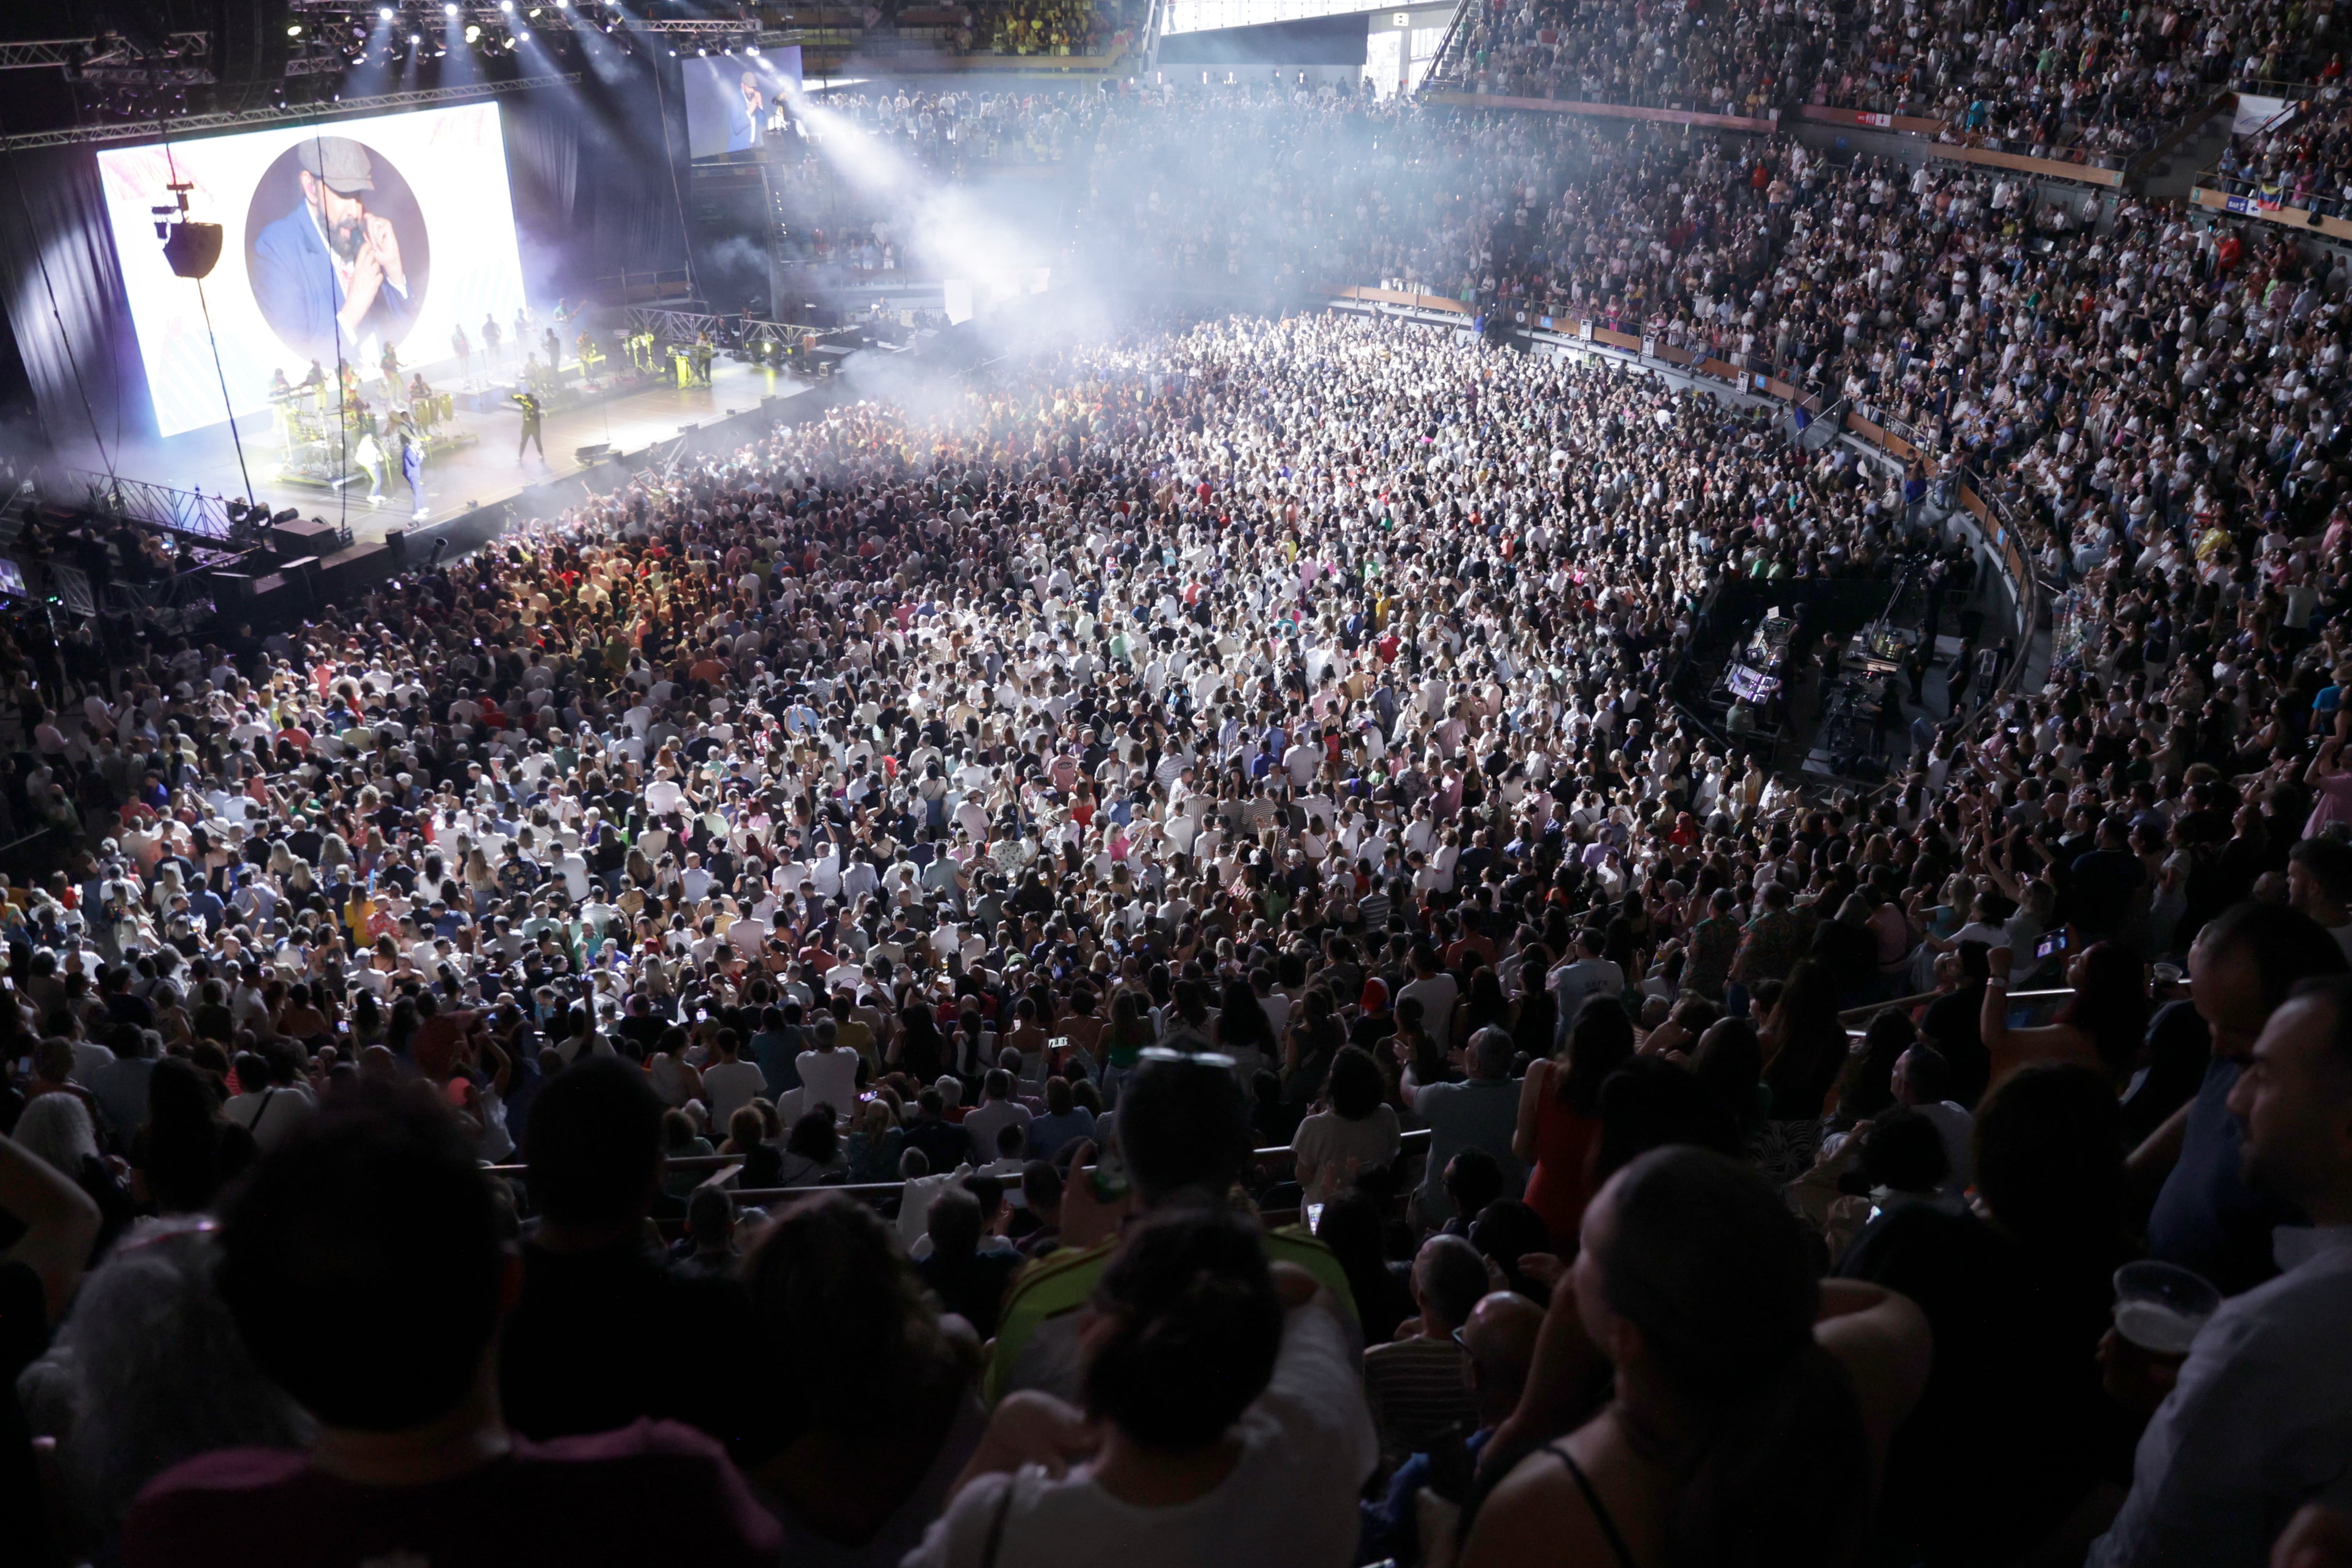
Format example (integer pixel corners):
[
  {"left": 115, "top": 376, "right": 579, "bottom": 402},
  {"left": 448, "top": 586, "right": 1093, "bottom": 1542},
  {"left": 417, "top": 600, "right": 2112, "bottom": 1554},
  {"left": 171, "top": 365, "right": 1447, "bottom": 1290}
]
[
  {"left": 248, "top": 136, "right": 421, "bottom": 364},
  {"left": 728, "top": 72, "right": 768, "bottom": 151}
]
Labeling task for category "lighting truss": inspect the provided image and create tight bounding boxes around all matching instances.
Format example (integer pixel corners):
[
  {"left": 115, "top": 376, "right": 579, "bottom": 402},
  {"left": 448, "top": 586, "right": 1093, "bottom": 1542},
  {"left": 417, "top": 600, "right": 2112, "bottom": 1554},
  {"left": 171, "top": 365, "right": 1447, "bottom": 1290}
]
[
  {"left": 276, "top": 3, "right": 798, "bottom": 44},
  {"left": 285, "top": 0, "right": 769, "bottom": 22},
  {"left": 78, "top": 63, "right": 219, "bottom": 85},
  {"left": 618, "top": 19, "right": 775, "bottom": 34},
  {"left": 0, "top": 31, "right": 212, "bottom": 72},
  {"left": 0, "top": 71, "right": 581, "bottom": 150}
]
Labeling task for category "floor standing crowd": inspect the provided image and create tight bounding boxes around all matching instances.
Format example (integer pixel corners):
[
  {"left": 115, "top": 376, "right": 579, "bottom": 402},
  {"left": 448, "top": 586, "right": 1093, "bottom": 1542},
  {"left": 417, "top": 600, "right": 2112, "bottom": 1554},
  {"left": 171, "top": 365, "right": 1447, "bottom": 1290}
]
[{"left": 4, "top": 78, "right": 2352, "bottom": 1568}]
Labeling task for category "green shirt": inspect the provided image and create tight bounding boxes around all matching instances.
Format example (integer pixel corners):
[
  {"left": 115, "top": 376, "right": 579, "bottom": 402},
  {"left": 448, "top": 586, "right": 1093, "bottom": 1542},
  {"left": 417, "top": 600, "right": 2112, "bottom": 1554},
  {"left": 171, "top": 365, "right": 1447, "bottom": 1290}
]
[{"left": 984, "top": 1222, "right": 1358, "bottom": 1406}]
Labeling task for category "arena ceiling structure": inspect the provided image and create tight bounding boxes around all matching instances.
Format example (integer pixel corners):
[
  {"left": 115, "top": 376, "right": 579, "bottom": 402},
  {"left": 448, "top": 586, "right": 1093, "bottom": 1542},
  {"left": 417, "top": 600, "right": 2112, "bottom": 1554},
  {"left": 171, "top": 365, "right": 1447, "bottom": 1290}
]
[{"left": 0, "top": 0, "right": 803, "bottom": 144}]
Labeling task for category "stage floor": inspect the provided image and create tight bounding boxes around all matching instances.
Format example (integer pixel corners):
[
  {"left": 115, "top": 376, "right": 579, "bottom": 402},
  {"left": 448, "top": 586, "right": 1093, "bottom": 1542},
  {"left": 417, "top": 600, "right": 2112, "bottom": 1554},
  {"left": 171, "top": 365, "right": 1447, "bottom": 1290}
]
[{"left": 58, "top": 360, "right": 813, "bottom": 545}]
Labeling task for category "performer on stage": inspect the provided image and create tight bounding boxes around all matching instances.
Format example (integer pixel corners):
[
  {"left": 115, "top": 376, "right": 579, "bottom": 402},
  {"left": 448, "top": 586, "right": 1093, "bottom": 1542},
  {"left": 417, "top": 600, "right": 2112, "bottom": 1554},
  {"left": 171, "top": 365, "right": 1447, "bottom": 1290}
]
[
  {"left": 378, "top": 342, "right": 403, "bottom": 403},
  {"left": 513, "top": 305, "right": 532, "bottom": 350},
  {"left": 482, "top": 313, "right": 502, "bottom": 373},
  {"left": 269, "top": 368, "right": 294, "bottom": 399},
  {"left": 451, "top": 322, "right": 472, "bottom": 379},
  {"left": 300, "top": 359, "right": 326, "bottom": 390},
  {"left": 399, "top": 428, "right": 427, "bottom": 518},
  {"left": 691, "top": 332, "right": 716, "bottom": 386},
  {"left": 541, "top": 326, "right": 561, "bottom": 370},
  {"left": 514, "top": 389, "right": 545, "bottom": 463},
  {"left": 354, "top": 427, "right": 387, "bottom": 505}
]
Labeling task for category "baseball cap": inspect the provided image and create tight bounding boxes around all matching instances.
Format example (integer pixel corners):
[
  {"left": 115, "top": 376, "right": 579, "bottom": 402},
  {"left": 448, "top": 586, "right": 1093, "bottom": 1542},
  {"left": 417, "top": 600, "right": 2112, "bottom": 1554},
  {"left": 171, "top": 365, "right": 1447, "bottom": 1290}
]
[{"left": 297, "top": 137, "right": 376, "bottom": 195}]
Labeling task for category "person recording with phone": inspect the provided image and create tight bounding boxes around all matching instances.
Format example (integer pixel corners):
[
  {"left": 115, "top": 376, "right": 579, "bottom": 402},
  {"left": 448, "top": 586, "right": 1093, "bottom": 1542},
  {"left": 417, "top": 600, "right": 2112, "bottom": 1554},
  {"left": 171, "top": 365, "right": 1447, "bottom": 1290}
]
[{"left": 250, "top": 138, "right": 416, "bottom": 364}]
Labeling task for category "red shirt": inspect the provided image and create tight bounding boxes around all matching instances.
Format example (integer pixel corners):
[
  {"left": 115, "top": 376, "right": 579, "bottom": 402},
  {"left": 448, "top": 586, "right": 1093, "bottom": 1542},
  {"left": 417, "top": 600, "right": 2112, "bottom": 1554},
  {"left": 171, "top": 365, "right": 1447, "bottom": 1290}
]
[
  {"left": 124, "top": 1420, "right": 779, "bottom": 1568},
  {"left": 411, "top": 1009, "right": 478, "bottom": 1082}
]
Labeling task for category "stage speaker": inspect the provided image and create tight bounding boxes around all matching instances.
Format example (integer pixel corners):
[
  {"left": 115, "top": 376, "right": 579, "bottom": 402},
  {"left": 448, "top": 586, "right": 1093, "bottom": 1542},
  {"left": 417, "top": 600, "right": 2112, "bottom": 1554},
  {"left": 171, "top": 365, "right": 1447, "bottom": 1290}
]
[
  {"left": 575, "top": 442, "right": 612, "bottom": 464},
  {"left": 269, "top": 517, "right": 338, "bottom": 555},
  {"left": 318, "top": 541, "right": 391, "bottom": 596},
  {"left": 208, "top": 0, "right": 294, "bottom": 110},
  {"left": 162, "top": 222, "right": 223, "bottom": 280}
]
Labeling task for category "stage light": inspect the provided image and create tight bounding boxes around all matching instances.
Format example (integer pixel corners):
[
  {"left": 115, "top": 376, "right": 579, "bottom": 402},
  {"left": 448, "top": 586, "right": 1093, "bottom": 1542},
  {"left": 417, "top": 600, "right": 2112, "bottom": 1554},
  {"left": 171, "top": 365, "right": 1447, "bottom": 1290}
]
[
  {"left": 698, "top": 45, "right": 707, "bottom": 54},
  {"left": 465, "top": 22, "right": 480, "bottom": 39},
  {"left": 286, "top": 22, "right": 302, "bottom": 35},
  {"left": 517, "top": 28, "right": 530, "bottom": 39},
  {"left": 444, "top": 2, "right": 458, "bottom": 12},
  {"left": 747, "top": 43, "right": 760, "bottom": 53},
  {"left": 409, "top": 32, "right": 422, "bottom": 43},
  {"left": 379, "top": 5, "right": 394, "bottom": 15}
]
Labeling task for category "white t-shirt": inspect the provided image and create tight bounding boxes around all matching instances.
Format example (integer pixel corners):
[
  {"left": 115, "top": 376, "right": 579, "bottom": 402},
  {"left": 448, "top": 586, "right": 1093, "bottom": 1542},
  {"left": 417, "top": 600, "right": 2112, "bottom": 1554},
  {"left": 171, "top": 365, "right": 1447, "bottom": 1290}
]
[
  {"left": 224, "top": 1084, "right": 317, "bottom": 1150},
  {"left": 796, "top": 1046, "right": 861, "bottom": 1120},
  {"left": 905, "top": 1301, "right": 1375, "bottom": 1568},
  {"left": 1395, "top": 972, "right": 1459, "bottom": 1038},
  {"left": 1291, "top": 1103, "right": 1403, "bottom": 1205},
  {"left": 700, "top": 1059, "right": 767, "bottom": 1129},
  {"left": 962, "top": 1098, "right": 1034, "bottom": 1163}
]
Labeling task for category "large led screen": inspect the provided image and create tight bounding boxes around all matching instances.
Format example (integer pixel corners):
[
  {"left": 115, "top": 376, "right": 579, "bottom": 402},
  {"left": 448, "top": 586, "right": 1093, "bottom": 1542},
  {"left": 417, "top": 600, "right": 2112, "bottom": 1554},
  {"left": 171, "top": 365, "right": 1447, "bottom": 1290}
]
[
  {"left": 96, "top": 102, "right": 529, "bottom": 439},
  {"left": 683, "top": 49, "right": 805, "bottom": 159}
]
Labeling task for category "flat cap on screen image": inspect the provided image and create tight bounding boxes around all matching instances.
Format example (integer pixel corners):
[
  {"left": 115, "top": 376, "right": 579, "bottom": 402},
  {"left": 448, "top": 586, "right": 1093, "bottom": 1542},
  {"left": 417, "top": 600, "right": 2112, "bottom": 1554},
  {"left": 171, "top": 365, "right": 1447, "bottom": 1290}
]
[{"left": 296, "top": 137, "right": 376, "bottom": 194}]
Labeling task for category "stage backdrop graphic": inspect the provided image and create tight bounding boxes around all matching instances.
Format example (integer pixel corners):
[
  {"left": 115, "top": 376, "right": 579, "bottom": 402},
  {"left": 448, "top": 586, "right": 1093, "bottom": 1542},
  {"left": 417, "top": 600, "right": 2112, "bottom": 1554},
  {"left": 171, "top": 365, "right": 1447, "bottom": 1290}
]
[
  {"left": 683, "top": 49, "right": 805, "bottom": 159},
  {"left": 95, "top": 102, "right": 528, "bottom": 440}
]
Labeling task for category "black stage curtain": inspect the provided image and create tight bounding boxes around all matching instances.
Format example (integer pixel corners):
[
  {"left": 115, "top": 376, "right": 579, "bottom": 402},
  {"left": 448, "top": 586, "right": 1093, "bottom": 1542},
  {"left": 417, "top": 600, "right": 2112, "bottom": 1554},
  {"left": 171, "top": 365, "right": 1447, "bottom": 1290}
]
[
  {"left": 502, "top": 65, "right": 690, "bottom": 304},
  {"left": 0, "top": 144, "right": 157, "bottom": 455}
]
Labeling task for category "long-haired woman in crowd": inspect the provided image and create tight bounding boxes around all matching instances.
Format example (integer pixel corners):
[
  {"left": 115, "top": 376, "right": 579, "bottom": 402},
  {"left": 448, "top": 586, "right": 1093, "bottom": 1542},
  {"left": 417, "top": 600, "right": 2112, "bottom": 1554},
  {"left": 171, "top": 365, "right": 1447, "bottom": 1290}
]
[{"left": 1463, "top": 1147, "right": 1930, "bottom": 1568}]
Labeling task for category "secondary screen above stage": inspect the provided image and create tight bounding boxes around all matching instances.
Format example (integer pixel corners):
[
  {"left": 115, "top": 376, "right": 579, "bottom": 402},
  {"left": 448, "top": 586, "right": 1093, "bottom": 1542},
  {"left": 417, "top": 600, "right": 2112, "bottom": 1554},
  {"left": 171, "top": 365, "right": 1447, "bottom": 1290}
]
[
  {"left": 96, "top": 102, "right": 529, "bottom": 440},
  {"left": 682, "top": 49, "right": 804, "bottom": 159}
]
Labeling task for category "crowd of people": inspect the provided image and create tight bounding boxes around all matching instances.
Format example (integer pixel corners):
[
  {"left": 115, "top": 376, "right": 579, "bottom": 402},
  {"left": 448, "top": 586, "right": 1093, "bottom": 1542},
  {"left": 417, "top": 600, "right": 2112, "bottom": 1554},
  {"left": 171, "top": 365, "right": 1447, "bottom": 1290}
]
[
  {"left": 2215, "top": 78, "right": 2352, "bottom": 215},
  {"left": 6, "top": 71, "right": 2352, "bottom": 1568},
  {"left": 964, "top": 0, "right": 1128, "bottom": 58},
  {"left": 1436, "top": 0, "right": 2347, "bottom": 170},
  {"left": 1066, "top": 87, "right": 2352, "bottom": 595}
]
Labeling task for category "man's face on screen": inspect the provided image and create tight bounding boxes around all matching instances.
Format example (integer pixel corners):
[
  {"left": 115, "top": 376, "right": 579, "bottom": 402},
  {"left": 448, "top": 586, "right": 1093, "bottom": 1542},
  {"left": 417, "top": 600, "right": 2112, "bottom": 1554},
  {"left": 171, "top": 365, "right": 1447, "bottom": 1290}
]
[{"left": 302, "top": 172, "right": 369, "bottom": 263}]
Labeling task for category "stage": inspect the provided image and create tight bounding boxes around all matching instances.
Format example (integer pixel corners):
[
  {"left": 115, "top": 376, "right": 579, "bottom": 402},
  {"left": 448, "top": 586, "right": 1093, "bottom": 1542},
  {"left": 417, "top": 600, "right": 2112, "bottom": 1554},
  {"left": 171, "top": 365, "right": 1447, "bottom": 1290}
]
[{"left": 54, "top": 357, "right": 817, "bottom": 546}]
